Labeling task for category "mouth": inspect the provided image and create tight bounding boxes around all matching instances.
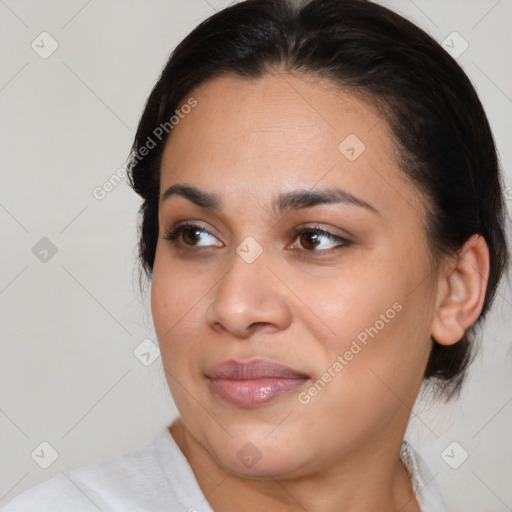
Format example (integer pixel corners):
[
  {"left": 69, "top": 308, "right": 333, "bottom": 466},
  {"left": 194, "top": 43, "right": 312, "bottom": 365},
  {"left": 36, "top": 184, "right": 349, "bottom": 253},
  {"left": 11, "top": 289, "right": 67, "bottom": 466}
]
[{"left": 206, "top": 359, "right": 310, "bottom": 408}]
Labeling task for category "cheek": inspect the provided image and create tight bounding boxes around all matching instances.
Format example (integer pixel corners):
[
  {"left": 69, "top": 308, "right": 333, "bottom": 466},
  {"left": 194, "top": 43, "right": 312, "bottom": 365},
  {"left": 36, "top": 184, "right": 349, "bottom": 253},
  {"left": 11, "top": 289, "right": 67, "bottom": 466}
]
[
  {"left": 319, "top": 232, "right": 433, "bottom": 339},
  {"left": 150, "top": 251, "right": 208, "bottom": 359},
  {"left": 150, "top": 257, "right": 215, "bottom": 422},
  {"left": 296, "top": 259, "right": 402, "bottom": 351},
  {"left": 305, "top": 249, "right": 434, "bottom": 383}
]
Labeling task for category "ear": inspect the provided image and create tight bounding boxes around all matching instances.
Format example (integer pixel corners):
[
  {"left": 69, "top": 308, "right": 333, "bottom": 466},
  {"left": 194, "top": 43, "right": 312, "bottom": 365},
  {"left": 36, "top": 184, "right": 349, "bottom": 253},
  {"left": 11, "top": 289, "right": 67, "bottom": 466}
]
[{"left": 431, "top": 234, "right": 490, "bottom": 346}]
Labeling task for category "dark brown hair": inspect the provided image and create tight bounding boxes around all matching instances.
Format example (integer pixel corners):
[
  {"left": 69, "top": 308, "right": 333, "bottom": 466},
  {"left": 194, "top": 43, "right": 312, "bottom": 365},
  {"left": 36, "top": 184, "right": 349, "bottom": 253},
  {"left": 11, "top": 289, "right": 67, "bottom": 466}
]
[{"left": 127, "top": 0, "right": 509, "bottom": 397}]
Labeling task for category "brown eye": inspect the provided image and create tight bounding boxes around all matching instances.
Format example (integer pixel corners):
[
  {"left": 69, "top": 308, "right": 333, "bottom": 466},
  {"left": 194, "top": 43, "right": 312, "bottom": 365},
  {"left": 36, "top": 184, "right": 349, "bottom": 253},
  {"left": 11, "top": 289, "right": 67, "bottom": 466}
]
[
  {"left": 291, "top": 227, "right": 350, "bottom": 252},
  {"left": 181, "top": 227, "right": 203, "bottom": 246},
  {"left": 164, "top": 223, "right": 223, "bottom": 248},
  {"left": 299, "top": 231, "right": 322, "bottom": 250}
]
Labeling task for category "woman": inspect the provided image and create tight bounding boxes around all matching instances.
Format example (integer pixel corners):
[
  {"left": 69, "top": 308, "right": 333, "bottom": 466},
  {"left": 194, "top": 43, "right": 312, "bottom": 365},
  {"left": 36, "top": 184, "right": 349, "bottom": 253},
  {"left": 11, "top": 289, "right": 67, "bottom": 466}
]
[{"left": 4, "top": 0, "right": 508, "bottom": 510}]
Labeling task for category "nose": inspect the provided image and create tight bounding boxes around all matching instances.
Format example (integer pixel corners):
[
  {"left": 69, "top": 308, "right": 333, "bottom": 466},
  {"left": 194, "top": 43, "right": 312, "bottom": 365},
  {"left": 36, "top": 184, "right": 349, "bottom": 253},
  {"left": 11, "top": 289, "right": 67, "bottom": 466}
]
[{"left": 204, "top": 248, "right": 292, "bottom": 339}]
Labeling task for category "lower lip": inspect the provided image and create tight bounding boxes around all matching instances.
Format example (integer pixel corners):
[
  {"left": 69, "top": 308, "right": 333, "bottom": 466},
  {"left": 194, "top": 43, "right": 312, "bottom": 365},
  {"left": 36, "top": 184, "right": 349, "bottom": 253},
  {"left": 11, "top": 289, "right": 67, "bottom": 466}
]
[{"left": 209, "top": 377, "right": 308, "bottom": 408}]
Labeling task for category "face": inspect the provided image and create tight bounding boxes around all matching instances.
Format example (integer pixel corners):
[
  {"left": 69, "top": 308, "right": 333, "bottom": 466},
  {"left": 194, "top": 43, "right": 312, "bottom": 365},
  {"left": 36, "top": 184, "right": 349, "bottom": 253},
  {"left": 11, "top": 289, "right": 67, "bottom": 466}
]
[{"left": 151, "top": 72, "right": 437, "bottom": 479}]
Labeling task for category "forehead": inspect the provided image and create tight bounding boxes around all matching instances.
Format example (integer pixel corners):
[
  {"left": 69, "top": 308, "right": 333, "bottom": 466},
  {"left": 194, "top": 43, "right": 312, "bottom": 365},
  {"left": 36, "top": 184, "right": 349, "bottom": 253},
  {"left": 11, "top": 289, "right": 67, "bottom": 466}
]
[{"left": 160, "top": 72, "right": 423, "bottom": 220}]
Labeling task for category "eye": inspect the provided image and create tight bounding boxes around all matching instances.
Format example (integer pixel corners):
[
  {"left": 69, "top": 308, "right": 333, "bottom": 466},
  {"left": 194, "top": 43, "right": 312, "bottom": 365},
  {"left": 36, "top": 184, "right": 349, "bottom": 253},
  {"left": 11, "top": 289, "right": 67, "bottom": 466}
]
[
  {"left": 164, "top": 222, "right": 350, "bottom": 253},
  {"left": 164, "top": 223, "right": 223, "bottom": 248},
  {"left": 290, "top": 225, "right": 350, "bottom": 252}
]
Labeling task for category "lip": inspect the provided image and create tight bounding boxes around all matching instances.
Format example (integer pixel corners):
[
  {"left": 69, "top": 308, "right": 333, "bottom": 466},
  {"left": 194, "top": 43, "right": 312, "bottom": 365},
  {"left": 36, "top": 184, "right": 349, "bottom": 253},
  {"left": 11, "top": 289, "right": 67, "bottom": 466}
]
[{"left": 206, "top": 359, "right": 309, "bottom": 408}]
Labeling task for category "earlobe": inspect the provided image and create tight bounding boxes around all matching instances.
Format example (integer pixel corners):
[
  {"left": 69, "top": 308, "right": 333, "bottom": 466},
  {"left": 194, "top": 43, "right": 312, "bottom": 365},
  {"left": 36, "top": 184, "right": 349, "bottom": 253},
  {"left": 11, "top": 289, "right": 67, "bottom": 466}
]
[{"left": 431, "top": 234, "right": 490, "bottom": 346}]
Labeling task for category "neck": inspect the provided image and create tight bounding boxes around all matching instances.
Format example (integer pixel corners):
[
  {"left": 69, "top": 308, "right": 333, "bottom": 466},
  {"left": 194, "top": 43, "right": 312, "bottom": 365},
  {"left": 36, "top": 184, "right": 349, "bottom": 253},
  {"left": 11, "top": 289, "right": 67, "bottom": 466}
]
[{"left": 170, "top": 419, "right": 420, "bottom": 512}]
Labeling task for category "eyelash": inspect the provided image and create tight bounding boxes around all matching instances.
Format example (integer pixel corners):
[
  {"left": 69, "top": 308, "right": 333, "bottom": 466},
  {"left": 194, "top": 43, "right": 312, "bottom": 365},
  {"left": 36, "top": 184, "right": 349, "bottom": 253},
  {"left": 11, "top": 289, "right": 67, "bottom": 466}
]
[{"left": 163, "top": 222, "right": 351, "bottom": 253}]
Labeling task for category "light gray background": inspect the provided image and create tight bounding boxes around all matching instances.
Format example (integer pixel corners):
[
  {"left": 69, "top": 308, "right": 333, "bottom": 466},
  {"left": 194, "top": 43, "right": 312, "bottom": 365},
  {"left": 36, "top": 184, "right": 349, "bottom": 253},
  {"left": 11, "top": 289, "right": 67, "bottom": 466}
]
[{"left": 1, "top": 0, "right": 511, "bottom": 510}]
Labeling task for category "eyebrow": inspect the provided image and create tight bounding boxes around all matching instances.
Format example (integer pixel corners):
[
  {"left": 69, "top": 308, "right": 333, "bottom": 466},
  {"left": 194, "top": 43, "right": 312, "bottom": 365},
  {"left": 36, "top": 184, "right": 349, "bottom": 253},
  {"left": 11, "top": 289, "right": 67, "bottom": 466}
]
[{"left": 161, "top": 184, "right": 379, "bottom": 215}]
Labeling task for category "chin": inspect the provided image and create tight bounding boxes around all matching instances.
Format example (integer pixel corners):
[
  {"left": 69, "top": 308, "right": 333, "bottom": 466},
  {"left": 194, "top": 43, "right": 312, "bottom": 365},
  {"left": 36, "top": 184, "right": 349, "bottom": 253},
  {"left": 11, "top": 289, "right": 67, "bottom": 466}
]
[
  {"left": 218, "top": 445, "right": 309, "bottom": 480},
  {"left": 200, "top": 422, "right": 316, "bottom": 480}
]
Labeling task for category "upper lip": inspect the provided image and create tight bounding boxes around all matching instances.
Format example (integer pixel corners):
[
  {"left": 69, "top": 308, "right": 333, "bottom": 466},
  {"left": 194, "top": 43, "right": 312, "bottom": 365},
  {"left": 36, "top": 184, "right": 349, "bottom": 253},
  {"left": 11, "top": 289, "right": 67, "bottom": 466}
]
[{"left": 207, "top": 359, "right": 309, "bottom": 380}]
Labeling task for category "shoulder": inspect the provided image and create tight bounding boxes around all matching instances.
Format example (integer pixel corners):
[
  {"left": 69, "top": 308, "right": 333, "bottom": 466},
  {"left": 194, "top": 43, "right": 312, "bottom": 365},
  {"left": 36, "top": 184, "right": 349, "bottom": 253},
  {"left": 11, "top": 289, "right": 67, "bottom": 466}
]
[
  {"left": 2, "top": 471, "right": 96, "bottom": 512},
  {"left": 2, "top": 433, "right": 177, "bottom": 512}
]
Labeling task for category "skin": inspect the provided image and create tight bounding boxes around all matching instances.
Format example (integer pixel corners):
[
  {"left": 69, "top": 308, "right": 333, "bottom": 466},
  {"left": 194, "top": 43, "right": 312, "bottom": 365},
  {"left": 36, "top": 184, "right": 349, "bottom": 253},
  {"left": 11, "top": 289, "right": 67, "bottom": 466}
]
[{"left": 150, "top": 72, "right": 490, "bottom": 512}]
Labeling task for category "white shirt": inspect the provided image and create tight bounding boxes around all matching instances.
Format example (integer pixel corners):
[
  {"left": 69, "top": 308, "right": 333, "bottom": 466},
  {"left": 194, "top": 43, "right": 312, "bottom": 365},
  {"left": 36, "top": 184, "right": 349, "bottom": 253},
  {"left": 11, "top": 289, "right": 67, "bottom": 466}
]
[{"left": 3, "top": 427, "right": 445, "bottom": 511}]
